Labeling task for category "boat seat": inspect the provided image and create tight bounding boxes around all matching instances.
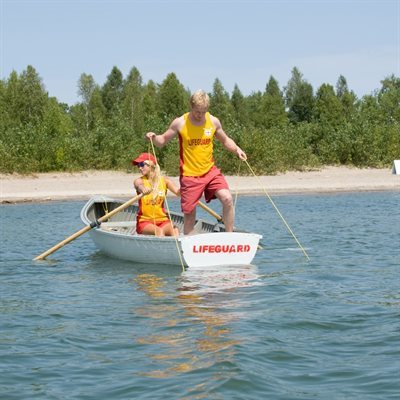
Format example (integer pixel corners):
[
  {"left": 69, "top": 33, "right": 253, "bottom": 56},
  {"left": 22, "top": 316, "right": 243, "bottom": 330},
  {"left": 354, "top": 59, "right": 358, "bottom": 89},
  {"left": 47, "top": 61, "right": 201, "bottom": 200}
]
[
  {"left": 192, "top": 220, "right": 205, "bottom": 234},
  {"left": 101, "top": 221, "right": 137, "bottom": 228}
]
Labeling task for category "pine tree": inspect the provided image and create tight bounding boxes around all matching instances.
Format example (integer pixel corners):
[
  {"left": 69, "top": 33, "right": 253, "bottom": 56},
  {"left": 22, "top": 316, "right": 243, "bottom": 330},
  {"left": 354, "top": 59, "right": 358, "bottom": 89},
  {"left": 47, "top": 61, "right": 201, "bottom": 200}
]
[
  {"left": 285, "top": 67, "right": 314, "bottom": 123},
  {"left": 262, "top": 76, "right": 287, "bottom": 128}
]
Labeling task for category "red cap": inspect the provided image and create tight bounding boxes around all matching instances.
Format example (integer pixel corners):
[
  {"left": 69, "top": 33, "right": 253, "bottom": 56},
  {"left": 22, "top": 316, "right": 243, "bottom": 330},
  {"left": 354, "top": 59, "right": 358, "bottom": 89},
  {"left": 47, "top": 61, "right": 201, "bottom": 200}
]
[{"left": 132, "top": 152, "right": 157, "bottom": 165}]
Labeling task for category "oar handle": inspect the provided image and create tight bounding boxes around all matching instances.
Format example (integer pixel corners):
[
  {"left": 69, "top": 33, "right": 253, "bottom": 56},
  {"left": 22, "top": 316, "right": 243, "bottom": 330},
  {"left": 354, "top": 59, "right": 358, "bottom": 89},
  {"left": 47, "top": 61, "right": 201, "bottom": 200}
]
[
  {"left": 96, "top": 193, "right": 143, "bottom": 224},
  {"left": 198, "top": 201, "right": 223, "bottom": 222},
  {"left": 34, "top": 193, "right": 143, "bottom": 261}
]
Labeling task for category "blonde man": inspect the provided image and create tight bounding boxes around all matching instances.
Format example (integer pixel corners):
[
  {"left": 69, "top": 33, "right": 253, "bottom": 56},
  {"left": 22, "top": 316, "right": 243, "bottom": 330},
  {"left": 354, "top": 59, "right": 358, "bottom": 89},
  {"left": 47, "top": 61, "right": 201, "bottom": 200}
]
[{"left": 145, "top": 90, "right": 246, "bottom": 235}]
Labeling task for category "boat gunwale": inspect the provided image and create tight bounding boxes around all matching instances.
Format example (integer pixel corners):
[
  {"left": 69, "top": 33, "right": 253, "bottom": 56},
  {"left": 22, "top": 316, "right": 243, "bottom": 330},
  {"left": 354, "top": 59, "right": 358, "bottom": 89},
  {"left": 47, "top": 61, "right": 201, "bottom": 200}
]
[{"left": 80, "top": 195, "right": 226, "bottom": 238}]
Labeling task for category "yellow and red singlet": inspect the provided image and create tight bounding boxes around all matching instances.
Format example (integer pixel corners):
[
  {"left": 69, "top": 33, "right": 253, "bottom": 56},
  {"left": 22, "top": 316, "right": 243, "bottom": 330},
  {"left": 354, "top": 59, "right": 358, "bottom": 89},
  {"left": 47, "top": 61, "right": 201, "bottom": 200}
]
[
  {"left": 137, "top": 176, "right": 169, "bottom": 223},
  {"left": 178, "top": 112, "right": 216, "bottom": 177}
]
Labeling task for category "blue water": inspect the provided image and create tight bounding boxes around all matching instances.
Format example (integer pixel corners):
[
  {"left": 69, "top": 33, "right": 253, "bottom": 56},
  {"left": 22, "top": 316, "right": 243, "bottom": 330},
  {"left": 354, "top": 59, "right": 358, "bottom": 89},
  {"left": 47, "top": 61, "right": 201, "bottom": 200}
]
[{"left": 1, "top": 192, "right": 399, "bottom": 399}]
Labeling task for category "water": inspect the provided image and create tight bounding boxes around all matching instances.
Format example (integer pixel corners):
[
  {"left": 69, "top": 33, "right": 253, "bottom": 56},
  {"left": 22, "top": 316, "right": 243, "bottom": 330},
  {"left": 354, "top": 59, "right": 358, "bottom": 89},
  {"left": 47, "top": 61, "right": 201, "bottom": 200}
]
[{"left": 1, "top": 192, "right": 399, "bottom": 399}]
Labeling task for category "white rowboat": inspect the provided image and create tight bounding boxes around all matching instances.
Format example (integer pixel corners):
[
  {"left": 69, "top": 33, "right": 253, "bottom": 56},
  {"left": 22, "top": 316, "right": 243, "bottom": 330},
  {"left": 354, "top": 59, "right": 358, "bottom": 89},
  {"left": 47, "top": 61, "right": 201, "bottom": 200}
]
[{"left": 80, "top": 196, "right": 262, "bottom": 268}]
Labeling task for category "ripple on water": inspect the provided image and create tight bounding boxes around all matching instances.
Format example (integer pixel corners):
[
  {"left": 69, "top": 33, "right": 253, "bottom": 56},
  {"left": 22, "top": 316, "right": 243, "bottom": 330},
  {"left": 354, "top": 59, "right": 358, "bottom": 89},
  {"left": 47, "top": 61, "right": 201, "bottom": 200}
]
[{"left": 1, "top": 193, "right": 399, "bottom": 399}]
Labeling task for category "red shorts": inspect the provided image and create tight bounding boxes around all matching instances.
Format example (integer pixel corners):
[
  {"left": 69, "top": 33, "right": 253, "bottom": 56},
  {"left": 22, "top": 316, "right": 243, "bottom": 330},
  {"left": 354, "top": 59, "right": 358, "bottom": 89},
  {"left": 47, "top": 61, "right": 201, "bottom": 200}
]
[
  {"left": 179, "top": 165, "right": 229, "bottom": 214},
  {"left": 136, "top": 219, "right": 170, "bottom": 234}
]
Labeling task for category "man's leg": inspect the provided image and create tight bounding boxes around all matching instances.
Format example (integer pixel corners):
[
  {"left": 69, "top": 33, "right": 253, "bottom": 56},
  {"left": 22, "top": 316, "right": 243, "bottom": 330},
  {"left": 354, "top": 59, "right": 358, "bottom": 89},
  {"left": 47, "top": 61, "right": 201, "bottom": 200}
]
[
  {"left": 215, "top": 189, "right": 234, "bottom": 232},
  {"left": 183, "top": 209, "right": 197, "bottom": 235}
]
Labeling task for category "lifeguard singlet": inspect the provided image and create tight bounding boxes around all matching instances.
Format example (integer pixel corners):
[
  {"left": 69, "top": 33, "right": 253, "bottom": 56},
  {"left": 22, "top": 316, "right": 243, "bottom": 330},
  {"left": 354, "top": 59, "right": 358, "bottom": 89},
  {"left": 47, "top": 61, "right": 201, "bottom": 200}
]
[
  {"left": 178, "top": 112, "right": 216, "bottom": 176},
  {"left": 137, "top": 176, "right": 169, "bottom": 223}
]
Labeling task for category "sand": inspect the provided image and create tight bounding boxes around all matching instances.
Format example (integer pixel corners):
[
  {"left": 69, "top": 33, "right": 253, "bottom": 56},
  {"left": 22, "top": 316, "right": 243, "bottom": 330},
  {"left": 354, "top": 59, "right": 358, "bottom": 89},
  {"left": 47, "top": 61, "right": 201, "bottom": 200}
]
[{"left": 1, "top": 166, "right": 398, "bottom": 204}]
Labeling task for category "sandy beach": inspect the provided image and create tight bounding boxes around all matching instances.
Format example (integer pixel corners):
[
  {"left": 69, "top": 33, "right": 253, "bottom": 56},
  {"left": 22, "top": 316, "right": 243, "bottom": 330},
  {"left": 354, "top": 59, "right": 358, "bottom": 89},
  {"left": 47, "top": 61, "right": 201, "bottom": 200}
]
[{"left": 1, "top": 166, "right": 398, "bottom": 203}]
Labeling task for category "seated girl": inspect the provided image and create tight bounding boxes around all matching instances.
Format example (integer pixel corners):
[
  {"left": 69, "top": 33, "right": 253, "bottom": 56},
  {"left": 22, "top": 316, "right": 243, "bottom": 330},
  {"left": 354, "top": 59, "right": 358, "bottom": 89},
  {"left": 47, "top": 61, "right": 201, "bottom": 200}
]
[{"left": 132, "top": 153, "right": 180, "bottom": 237}]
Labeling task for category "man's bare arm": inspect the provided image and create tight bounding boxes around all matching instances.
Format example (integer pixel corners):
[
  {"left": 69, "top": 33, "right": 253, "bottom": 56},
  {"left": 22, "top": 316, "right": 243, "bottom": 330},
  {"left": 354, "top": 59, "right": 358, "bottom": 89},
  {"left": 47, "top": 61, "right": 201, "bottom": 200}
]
[
  {"left": 213, "top": 116, "right": 247, "bottom": 160},
  {"left": 145, "top": 117, "right": 181, "bottom": 147}
]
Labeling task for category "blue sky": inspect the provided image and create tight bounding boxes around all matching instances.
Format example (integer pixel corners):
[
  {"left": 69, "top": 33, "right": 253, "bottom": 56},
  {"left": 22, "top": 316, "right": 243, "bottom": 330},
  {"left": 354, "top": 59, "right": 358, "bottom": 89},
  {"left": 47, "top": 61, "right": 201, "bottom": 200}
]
[{"left": 1, "top": 0, "right": 399, "bottom": 105}]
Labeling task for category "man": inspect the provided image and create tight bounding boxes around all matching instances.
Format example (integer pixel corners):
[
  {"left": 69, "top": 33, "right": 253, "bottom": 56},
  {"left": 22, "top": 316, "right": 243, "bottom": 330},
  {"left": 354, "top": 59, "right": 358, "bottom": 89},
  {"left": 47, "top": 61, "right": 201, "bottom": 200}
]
[{"left": 145, "top": 89, "right": 246, "bottom": 234}]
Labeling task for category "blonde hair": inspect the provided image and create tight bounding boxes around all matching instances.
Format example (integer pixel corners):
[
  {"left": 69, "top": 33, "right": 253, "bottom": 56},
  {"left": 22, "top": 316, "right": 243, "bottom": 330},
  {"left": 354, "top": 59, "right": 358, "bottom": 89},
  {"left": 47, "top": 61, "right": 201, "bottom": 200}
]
[
  {"left": 190, "top": 89, "right": 209, "bottom": 109},
  {"left": 146, "top": 160, "right": 162, "bottom": 202}
]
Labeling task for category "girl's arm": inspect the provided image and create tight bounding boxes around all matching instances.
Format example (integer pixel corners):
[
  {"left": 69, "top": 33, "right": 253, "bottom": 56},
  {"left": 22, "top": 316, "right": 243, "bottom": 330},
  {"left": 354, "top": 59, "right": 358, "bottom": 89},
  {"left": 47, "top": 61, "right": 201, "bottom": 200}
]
[
  {"left": 134, "top": 178, "right": 151, "bottom": 195},
  {"left": 165, "top": 178, "right": 180, "bottom": 197}
]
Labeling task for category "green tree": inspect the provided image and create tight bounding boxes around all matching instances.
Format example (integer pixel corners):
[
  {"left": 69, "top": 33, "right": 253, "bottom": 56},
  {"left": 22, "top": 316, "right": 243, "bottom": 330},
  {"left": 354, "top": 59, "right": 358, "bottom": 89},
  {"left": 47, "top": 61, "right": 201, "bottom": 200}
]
[
  {"left": 88, "top": 87, "right": 107, "bottom": 128},
  {"left": 122, "top": 67, "right": 145, "bottom": 135},
  {"left": 3, "top": 71, "right": 20, "bottom": 126},
  {"left": 209, "top": 79, "right": 233, "bottom": 124},
  {"left": 158, "top": 73, "right": 187, "bottom": 121},
  {"left": 77, "top": 73, "right": 96, "bottom": 130},
  {"left": 378, "top": 74, "right": 400, "bottom": 123},
  {"left": 285, "top": 67, "right": 314, "bottom": 123},
  {"left": 142, "top": 80, "right": 158, "bottom": 121},
  {"left": 261, "top": 76, "right": 287, "bottom": 128},
  {"left": 314, "top": 83, "right": 344, "bottom": 127},
  {"left": 336, "top": 75, "right": 357, "bottom": 121},
  {"left": 35, "top": 97, "right": 74, "bottom": 171},
  {"left": 0, "top": 77, "right": 9, "bottom": 128},
  {"left": 19, "top": 65, "right": 48, "bottom": 123},
  {"left": 101, "top": 66, "right": 124, "bottom": 119},
  {"left": 4, "top": 66, "right": 48, "bottom": 126},
  {"left": 231, "top": 84, "right": 248, "bottom": 126},
  {"left": 245, "top": 90, "right": 263, "bottom": 127}
]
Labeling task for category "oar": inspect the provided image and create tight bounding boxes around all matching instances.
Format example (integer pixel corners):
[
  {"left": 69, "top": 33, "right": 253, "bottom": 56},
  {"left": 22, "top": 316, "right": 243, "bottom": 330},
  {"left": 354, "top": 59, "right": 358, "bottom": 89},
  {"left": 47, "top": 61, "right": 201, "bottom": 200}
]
[
  {"left": 198, "top": 201, "right": 263, "bottom": 249},
  {"left": 198, "top": 201, "right": 223, "bottom": 222},
  {"left": 34, "top": 194, "right": 143, "bottom": 261}
]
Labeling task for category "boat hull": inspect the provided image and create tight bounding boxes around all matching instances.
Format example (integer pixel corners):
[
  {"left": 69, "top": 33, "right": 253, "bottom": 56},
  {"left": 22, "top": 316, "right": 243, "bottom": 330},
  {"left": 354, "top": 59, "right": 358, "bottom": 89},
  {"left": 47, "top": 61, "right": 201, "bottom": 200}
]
[
  {"left": 180, "top": 232, "right": 261, "bottom": 268},
  {"left": 87, "top": 229, "right": 185, "bottom": 265},
  {"left": 81, "top": 196, "right": 262, "bottom": 268}
]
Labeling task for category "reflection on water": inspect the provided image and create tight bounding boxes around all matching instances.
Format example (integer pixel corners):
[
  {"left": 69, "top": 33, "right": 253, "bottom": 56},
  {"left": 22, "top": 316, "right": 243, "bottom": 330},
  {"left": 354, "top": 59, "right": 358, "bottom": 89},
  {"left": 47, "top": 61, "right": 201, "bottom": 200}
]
[
  {"left": 180, "top": 264, "right": 261, "bottom": 294},
  {"left": 132, "top": 264, "right": 262, "bottom": 379},
  {"left": 2, "top": 193, "right": 399, "bottom": 399}
]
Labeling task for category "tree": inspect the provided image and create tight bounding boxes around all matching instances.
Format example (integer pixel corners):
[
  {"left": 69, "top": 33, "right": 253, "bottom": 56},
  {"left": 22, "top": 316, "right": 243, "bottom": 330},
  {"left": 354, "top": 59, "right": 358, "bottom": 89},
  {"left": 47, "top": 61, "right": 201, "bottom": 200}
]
[
  {"left": 246, "top": 90, "right": 263, "bottom": 127},
  {"left": 122, "top": 66, "right": 145, "bottom": 134},
  {"left": 158, "top": 73, "right": 187, "bottom": 120},
  {"left": 231, "top": 84, "right": 248, "bottom": 125},
  {"left": 78, "top": 73, "right": 96, "bottom": 105},
  {"left": 0, "top": 80, "right": 6, "bottom": 127},
  {"left": 18, "top": 65, "right": 48, "bottom": 124},
  {"left": 314, "top": 83, "right": 344, "bottom": 127},
  {"left": 2, "top": 71, "right": 20, "bottom": 127},
  {"left": 285, "top": 67, "right": 314, "bottom": 123},
  {"left": 101, "top": 66, "right": 124, "bottom": 118},
  {"left": 88, "top": 87, "right": 106, "bottom": 128},
  {"left": 77, "top": 73, "right": 96, "bottom": 130},
  {"left": 142, "top": 80, "right": 158, "bottom": 119},
  {"left": 335, "top": 75, "right": 357, "bottom": 121},
  {"left": 378, "top": 74, "right": 400, "bottom": 123},
  {"left": 209, "top": 78, "right": 233, "bottom": 123},
  {"left": 261, "top": 76, "right": 287, "bottom": 128}
]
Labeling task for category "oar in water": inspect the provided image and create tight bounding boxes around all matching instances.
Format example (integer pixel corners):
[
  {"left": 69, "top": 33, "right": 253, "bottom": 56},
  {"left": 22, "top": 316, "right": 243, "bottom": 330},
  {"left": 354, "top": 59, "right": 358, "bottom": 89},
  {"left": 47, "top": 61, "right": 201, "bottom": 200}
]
[
  {"left": 34, "top": 193, "right": 143, "bottom": 261},
  {"left": 197, "top": 201, "right": 263, "bottom": 249}
]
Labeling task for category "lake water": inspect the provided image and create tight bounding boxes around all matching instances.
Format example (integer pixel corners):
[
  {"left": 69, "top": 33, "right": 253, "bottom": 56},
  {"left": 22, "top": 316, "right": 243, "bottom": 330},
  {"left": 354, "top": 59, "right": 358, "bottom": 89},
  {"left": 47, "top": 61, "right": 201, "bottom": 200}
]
[{"left": 1, "top": 191, "right": 399, "bottom": 399}]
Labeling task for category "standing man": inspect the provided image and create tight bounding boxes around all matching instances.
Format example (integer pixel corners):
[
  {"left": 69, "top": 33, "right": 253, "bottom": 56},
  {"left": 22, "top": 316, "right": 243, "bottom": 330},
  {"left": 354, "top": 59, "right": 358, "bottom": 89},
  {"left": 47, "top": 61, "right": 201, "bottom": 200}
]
[{"left": 145, "top": 89, "right": 247, "bottom": 235}]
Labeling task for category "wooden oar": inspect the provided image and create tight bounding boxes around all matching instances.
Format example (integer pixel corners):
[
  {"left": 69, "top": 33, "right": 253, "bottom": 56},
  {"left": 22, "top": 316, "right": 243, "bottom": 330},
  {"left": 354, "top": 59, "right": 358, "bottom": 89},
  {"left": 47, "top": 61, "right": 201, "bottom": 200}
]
[
  {"left": 198, "top": 201, "right": 223, "bottom": 222},
  {"left": 34, "top": 194, "right": 143, "bottom": 261},
  {"left": 198, "top": 200, "right": 263, "bottom": 250}
]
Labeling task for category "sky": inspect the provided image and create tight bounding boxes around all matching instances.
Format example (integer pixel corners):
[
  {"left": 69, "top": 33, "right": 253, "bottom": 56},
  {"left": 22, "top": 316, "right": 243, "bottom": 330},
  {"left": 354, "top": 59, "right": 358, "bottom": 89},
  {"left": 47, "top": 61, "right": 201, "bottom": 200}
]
[{"left": 1, "top": 0, "right": 399, "bottom": 105}]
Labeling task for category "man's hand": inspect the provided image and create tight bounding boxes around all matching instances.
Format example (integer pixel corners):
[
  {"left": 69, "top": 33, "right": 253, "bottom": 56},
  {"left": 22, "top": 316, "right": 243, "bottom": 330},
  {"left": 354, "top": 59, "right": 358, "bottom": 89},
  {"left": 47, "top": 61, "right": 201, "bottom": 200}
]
[
  {"left": 237, "top": 147, "right": 247, "bottom": 161},
  {"left": 145, "top": 132, "right": 156, "bottom": 141}
]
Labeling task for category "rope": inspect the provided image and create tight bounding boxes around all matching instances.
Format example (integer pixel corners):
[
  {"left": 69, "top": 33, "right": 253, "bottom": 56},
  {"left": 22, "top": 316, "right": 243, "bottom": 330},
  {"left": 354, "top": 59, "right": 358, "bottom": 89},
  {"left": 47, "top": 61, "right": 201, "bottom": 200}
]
[
  {"left": 100, "top": 196, "right": 109, "bottom": 215},
  {"left": 233, "top": 161, "right": 241, "bottom": 210},
  {"left": 243, "top": 159, "right": 310, "bottom": 261},
  {"left": 149, "top": 140, "right": 186, "bottom": 272}
]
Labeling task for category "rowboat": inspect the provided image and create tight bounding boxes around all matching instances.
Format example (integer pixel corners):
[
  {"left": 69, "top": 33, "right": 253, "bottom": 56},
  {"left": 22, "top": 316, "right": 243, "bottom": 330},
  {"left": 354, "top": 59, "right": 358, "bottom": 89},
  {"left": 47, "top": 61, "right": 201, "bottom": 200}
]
[{"left": 80, "top": 196, "right": 262, "bottom": 268}]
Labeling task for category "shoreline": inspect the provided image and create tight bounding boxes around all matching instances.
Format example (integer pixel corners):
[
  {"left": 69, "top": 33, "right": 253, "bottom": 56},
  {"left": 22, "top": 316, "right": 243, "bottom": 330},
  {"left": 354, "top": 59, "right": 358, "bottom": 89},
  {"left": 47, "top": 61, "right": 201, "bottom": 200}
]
[{"left": 1, "top": 166, "right": 398, "bottom": 204}]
